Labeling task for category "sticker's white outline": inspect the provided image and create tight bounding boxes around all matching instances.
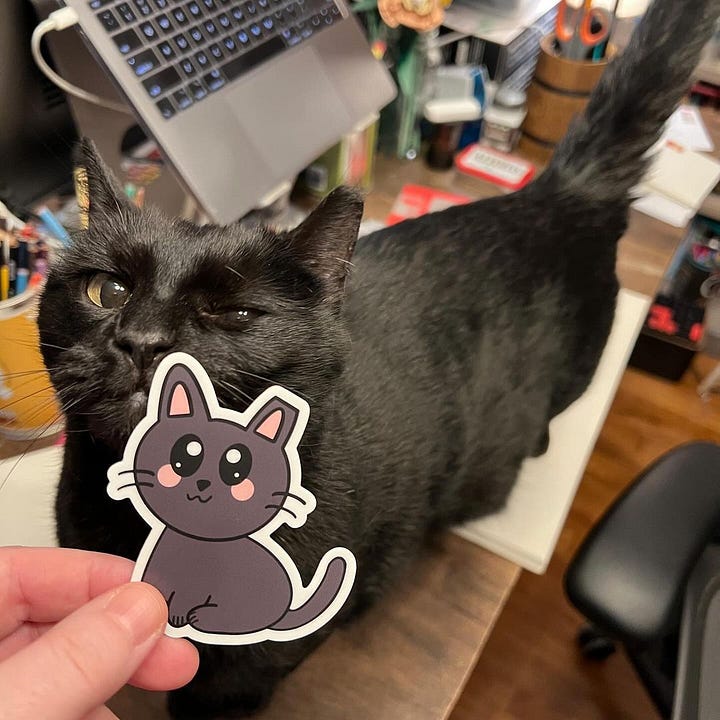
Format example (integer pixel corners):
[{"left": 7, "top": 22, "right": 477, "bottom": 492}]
[{"left": 107, "top": 352, "right": 356, "bottom": 646}]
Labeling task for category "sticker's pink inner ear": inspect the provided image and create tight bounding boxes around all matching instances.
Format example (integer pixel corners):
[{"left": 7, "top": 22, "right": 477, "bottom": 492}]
[
  {"left": 256, "top": 409, "right": 283, "bottom": 440},
  {"left": 169, "top": 383, "right": 191, "bottom": 417}
]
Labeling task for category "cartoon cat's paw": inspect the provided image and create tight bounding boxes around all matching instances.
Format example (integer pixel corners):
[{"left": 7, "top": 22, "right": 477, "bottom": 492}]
[
  {"left": 186, "top": 603, "right": 218, "bottom": 632},
  {"left": 168, "top": 613, "right": 187, "bottom": 628}
]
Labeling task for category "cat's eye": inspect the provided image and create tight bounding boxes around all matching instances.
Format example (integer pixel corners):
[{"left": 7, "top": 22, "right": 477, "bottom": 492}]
[
  {"left": 219, "top": 443, "right": 253, "bottom": 486},
  {"left": 86, "top": 273, "right": 130, "bottom": 309},
  {"left": 170, "top": 434, "right": 204, "bottom": 477},
  {"left": 207, "top": 308, "right": 264, "bottom": 331}
]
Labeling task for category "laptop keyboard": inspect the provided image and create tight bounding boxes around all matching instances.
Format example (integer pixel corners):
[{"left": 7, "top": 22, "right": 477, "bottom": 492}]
[{"left": 88, "top": 0, "right": 343, "bottom": 120}]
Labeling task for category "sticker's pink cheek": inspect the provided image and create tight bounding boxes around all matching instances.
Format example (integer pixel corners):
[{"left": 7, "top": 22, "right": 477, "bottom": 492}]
[
  {"left": 231, "top": 478, "right": 255, "bottom": 502},
  {"left": 157, "top": 464, "right": 181, "bottom": 488}
]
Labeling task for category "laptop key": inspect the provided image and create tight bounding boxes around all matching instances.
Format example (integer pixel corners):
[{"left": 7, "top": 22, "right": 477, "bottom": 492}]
[
  {"left": 186, "top": 1, "right": 203, "bottom": 18},
  {"left": 112, "top": 28, "right": 142, "bottom": 54},
  {"left": 173, "top": 88, "right": 193, "bottom": 109},
  {"left": 172, "top": 7, "right": 190, "bottom": 25},
  {"left": 204, "top": 19, "right": 218, "bottom": 35},
  {"left": 138, "top": 21, "right": 158, "bottom": 40},
  {"left": 236, "top": 29, "right": 250, "bottom": 45},
  {"left": 173, "top": 33, "right": 191, "bottom": 51},
  {"left": 116, "top": 3, "right": 136, "bottom": 23},
  {"left": 189, "top": 25, "right": 206, "bottom": 44},
  {"left": 203, "top": 69, "right": 226, "bottom": 91},
  {"left": 156, "top": 14, "right": 174, "bottom": 33},
  {"left": 208, "top": 43, "right": 224, "bottom": 60},
  {"left": 249, "top": 22, "right": 261, "bottom": 37},
  {"left": 132, "top": 0, "right": 153, "bottom": 16},
  {"left": 97, "top": 9, "right": 120, "bottom": 32},
  {"left": 217, "top": 12, "right": 231, "bottom": 28},
  {"left": 152, "top": 0, "right": 169, "bottom": 8},
  {"left": 230, "top": 5, "right": 244, "bottom": 22},
  {"left": 223, "top": 36, "right": 238, "bottom": 52},
  {"left": 188, "top": 79, "right": 208, "bottom": 101},
  {"left": 158, "top": 40, "right": 175, "bottom": 58},
  {"left": 89, "top": 0, "right": 113, "bottom": 9},
  {"left": 194, "top": 50, "right": 210, "bottom": 68},
  {"left": 156, "top": 97, "right": 176, "bottom": 119},
  {"left": 179, "top": 58, "right": 196, "bottom": 76},
  {"left": 127, "top": 48, "right": 159, "bottom": 76},
  {"left": 221, "top": 35, "right": 284, "bottom": 82},
  {"left": 202, "top": 0, "right": 217, "bottom": 8},
  {"left": 143, "top": 66, "right": 181, "bottom": 98}
]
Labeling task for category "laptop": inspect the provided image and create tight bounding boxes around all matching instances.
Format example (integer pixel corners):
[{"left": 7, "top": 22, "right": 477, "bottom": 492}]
[{"left": 60, "top": 0, "right": 397, "bottom": 223}]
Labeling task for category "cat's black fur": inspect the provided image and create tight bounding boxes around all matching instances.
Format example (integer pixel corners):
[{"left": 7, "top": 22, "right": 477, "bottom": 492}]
[{"left": 38, "top": 0, "right": 719, "bottom": 716}]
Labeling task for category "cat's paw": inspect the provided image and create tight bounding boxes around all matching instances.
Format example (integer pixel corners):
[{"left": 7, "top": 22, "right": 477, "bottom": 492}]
[
  {"left": 168, "top": 613, "right": 187, "bottom": 628},
  {"left": 186, "top": 604, "right": 218, "bottom": 631}
]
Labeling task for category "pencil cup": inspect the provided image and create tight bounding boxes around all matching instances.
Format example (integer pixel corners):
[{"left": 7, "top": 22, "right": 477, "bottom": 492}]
[
  {"left": 519, "top": 34, "right": 613, "bottom": 164},
  {"left": 0, "top": 287, "right": 63, "bottom": 440}
]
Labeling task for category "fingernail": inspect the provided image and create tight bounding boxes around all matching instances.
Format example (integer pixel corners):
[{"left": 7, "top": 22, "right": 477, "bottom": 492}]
[{"left": 105, "top": 583, "right": 166, "bottom": 644}]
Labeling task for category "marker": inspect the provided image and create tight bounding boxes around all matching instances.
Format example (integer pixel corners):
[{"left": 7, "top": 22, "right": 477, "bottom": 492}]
[
  {"left": 37, "top": 206, "right": 71, "bottom": 247},
  {"left": 0, "top": 235, "right": 9, "bottom": 301},
  {"left": 8, "top": 244, "right": 17, "bottom": 298},
  {"left": 15, "top": 239, "right": 29, "bottom": 295}
]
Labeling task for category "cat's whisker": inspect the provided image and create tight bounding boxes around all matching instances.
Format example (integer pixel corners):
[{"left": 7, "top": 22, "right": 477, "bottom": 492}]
[
  {"left": 116, "top": 468, "right": 156, "bottom": 477},
  {"left": 37, "top": 341, "right": 71, "bottom": 352},
  {"left": 0, "top": 369, "right": 50, "bottom": 379},
  {"left": 115, "top": 481, "right": 154, "bottom": 490},
  {"left": 0, "top": 385, "right": 55, "bottom": 411},
  {"left": 271, "top": 490, "right": 307, "bottom": 504},
  {"left": 231, "top": 369, "right": 315, "bottom": 404},
  {"left": 225, "top": 265, "right": 246, "bottom": 281},
  {"left": 216, "top": 379, "right": 255, "bottom": 405},
  {"left": 265, "top": 504, "right": 299, "bottom": 521},
  {"left": 0, "top": 410, "right": 64, "bottom": 495}
]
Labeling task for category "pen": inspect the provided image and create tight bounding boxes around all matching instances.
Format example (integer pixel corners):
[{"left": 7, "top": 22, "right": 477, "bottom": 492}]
[
  {"left": 37, "top": 206, "right": 71, "bottom": 247},
  {"left": 8, "top": 243, "right": 17, "bottom": 298},
  {"left": 0, "top": 234, "right": 8, "bottom": 302},
  {"left": 15, "top": 239, "right": 29, "bottom": 295}
]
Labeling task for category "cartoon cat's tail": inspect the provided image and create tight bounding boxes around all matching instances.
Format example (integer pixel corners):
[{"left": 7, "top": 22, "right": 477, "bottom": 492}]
[
  {"left": 543, "top": 0, "right": 719, "bottom": 203},
  {"left": 271, "top": 552, "right": 353, "bottom": 632}
]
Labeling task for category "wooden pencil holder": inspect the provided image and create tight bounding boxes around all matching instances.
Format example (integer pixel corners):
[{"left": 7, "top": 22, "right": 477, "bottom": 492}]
[{"left": 519, "top": 35, "right": 613, "bottom": 164}]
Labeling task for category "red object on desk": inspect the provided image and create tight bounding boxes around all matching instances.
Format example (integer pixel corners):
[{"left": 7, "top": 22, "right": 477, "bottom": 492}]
[
  {"left": 455, "top": 144, "right": 535, "bottom": 191},
  {"left": 386, "top": 184, "right": 470, "bottom": 225}
]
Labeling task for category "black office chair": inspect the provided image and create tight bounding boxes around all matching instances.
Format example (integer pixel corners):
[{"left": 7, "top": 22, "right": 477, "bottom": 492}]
[{"left": 564, "top": 442, "right": 720, "bottom": 720}]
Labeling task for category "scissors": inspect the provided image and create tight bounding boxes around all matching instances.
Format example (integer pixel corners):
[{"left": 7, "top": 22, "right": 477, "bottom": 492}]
[{"left": 556, "top": 0, "right": 612, "bottom": 61}]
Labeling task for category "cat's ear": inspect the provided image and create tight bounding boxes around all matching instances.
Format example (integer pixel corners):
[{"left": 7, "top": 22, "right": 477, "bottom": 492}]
[
  {"left": 287, "top": 186, "right": 364, "bottom": 303},
  {"left": 74, "top": 138, "right": 130, "bottom": 224},
  {"left": 248, "top": 397, "right": 300, "bottom": 447},
  {"left": 156, "top": 364, "right": 211, "bottom": 421}
]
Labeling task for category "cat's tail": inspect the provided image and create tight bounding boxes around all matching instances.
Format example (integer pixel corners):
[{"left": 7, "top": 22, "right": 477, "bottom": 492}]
[
  {"left": 271, "top": 552, "right": 354, "bottom": 632},
  {"left": 542, "top": 0, "right": 719, "bottom": 202}
]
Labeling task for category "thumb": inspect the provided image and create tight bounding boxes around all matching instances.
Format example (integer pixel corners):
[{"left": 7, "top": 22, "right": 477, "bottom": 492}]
[{"left": 0, "top": 582, "right": 167, "bottom": 720}]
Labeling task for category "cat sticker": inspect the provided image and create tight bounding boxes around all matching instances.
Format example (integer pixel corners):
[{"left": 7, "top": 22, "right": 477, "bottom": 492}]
[{"left": 107, "top": 352, "right": 356, "bottom": 645}]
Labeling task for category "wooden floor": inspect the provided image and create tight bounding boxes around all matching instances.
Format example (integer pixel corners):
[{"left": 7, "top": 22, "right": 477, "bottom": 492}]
[{"left": 450, "top": 354, "right": 720, "bottom": 720}]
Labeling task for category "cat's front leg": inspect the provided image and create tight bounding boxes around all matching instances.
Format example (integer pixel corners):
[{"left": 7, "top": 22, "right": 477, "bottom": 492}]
[{"left": 186, "top": 598, "right": 224, "bottom": 633}]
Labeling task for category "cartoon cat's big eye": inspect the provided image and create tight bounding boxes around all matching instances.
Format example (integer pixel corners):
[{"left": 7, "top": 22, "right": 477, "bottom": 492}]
[
  {"left": 86, "top": 273, "right": 130, "bottom": 309},
  {"left": 219, "top": 443, "right": 253, "bottom": 486},
  {"left": 170, "top": 434, "right": 204, "bottom": 477}
]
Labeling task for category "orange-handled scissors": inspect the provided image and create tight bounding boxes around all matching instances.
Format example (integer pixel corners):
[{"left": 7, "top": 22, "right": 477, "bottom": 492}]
[{"left": 556, "top": 0, "right": 611, "bottom": 60}]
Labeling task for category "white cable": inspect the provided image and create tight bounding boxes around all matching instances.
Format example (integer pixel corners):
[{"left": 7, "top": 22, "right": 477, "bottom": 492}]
[{"left": 31, "top": 7, "right": 132, "bottom": 115}]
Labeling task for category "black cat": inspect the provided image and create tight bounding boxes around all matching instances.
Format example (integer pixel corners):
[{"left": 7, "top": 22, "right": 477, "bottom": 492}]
[{"left": 38, "top": 0, "right": 719, "bottom": 716}]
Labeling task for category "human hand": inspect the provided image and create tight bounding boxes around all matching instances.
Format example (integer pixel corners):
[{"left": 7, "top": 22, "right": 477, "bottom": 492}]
[{"left": 0, "top": 546, "right": 199, "bottom": 720}]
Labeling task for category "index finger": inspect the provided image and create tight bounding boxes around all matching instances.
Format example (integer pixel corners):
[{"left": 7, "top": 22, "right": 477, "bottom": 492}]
[{"left": 0, "top": 547, "right": 135, "bottom": 638}]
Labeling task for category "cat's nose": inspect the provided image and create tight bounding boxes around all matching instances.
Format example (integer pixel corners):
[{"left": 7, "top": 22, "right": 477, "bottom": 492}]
[
  {"left": 115, "top": 328, "right": 174, "bottom": 371},
  {"left": 196, "top": 479, "right": 211, "bottom": 492}
]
